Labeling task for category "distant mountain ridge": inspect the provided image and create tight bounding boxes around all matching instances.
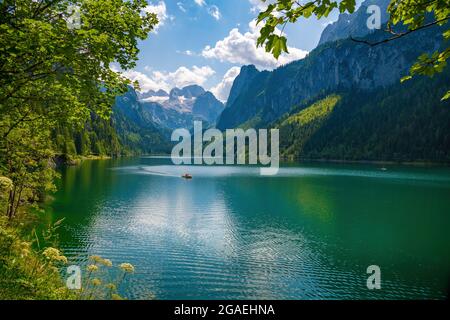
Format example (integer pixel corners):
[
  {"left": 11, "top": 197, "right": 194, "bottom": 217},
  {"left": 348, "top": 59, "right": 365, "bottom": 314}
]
[
  {"left": 138, "top": 89, "right": 169, "bottom": 100},
  {"left": 115, "top": 84, "right": 224, "bottom": 140},
  {"left": 138, "top": 84, "right": 224, "bottom": 129}
]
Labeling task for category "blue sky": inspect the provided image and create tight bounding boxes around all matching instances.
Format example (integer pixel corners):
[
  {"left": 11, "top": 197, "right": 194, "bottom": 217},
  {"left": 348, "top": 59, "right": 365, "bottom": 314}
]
[{"left": 122, "top": 0, "right": 342, "bottom": 101}]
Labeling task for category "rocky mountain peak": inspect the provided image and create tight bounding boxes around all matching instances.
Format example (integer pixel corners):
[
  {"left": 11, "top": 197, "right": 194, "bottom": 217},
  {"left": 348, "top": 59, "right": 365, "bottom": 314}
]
[
  {"left": 169, "top": 85, "right": 206, "bottom": 100},
  {"left": 226, "top": 65, "right": 260, "bottom": 108},
  {"left": 318, "top": 0, "right": 390, "bottom": 46}
]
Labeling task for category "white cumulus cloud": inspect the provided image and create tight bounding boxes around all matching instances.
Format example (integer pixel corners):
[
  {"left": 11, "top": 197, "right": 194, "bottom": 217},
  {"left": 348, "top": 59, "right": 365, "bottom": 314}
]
[
  {"left": 119, "top": 66, "right": 216, "bottom": 93},
  {"left": 202, "top": 20, "right": 308, "bottom": 70},
  {"left": 210, "top": 67, "right": 241, "bottom": 102},
  {"left": 165, "top": 65, "right": 215, "bottom": 89},
  {"left": 249, "top": 0, "right": 275, "bottom": 13},
  {"left": 143, "top": 1, "right": 173, "bottom": 32}
]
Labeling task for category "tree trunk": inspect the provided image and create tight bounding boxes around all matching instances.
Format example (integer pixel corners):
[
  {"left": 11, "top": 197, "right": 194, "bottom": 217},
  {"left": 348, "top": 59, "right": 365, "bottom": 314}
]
[
  {"left": 7, "top": 187, "right": 15, "bottom": 219},
  {"left": 12, "top": 186, "right": 23, "bottom": 218}
]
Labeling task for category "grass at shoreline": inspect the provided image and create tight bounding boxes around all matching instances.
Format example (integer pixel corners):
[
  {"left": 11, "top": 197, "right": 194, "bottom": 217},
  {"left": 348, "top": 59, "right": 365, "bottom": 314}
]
[
  {"left": 0, "top": 214, "right": 75, "bottom": 300},
  {"left": 0, "top": 211, "right": 136, "bottom": 300}
]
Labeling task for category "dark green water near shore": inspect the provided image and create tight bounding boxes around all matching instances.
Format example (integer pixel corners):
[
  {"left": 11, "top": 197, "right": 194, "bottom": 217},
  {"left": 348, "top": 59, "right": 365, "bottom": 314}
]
[{"left": 48, "top": 157, "right": 450, "bottom": 299}]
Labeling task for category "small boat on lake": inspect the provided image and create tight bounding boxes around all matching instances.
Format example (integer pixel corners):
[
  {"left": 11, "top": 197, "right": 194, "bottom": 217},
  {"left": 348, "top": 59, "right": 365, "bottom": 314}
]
[{"left": 182, "top": 173, "right": 193, "bottom": 179}]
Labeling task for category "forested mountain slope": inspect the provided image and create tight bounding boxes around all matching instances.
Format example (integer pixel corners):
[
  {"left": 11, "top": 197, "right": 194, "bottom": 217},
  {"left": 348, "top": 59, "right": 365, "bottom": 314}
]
[{"left": 276, "top": 71, "right": 450, "bottom": 162}]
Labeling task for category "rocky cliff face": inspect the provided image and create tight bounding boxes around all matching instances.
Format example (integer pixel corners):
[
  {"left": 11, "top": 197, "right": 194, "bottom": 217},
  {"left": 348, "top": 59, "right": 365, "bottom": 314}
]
[
  {"left": 193, "top": 91, "right": 225, "bottom": 123},
  {"left": 217, "top": 24, "right": 445, "bottom": 130},
  {"left": 226, "top": 65, "right": 261, "bottom": 108},
  {"left": 318, "top": 0, "right": 390, "bottom": 46}
]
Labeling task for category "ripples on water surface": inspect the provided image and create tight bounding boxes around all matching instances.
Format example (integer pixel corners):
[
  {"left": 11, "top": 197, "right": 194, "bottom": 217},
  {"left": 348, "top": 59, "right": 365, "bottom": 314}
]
[{"left": 49, "top": 158, "right": 450, "bottom": 299}]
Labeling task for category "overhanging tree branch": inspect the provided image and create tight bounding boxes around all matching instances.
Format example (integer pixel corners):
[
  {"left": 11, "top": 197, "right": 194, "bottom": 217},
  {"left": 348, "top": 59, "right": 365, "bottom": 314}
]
[{"left": 350, "top": 16, "right": 450, "bottom": 47}]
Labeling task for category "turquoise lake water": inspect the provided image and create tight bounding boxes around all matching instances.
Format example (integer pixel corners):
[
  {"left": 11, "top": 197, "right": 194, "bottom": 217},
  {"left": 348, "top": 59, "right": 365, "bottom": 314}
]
[{"left": 48, "top": 157, "right": 450, "bottom": 299}]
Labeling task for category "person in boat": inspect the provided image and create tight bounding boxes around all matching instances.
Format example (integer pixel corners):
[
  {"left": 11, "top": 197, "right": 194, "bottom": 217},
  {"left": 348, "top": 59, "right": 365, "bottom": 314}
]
[{"left": 182, "top": 173, "right": 192, "bottom": 179}]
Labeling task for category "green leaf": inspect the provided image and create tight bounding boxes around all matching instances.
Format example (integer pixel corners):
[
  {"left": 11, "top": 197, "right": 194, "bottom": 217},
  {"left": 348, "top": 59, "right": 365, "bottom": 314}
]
[
  {"left": 266, "top": 35, "right": 289, "bottom": 59},
  {"left": 400, "top": 75, "right": 412, "bottom": 83},
  {"left": 441, "top": 90, "right": 450, "bottom": 101}
]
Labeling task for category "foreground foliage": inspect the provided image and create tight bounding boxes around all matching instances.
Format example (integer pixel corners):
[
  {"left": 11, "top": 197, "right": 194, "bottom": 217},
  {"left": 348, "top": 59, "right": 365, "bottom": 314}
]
[
  {"left": 0, "top": 0, "right": 156, "bottom": 299},
  {"left": 0, "top": 216, "right": 73, "bottom": 299},
  {"left": 0, "top": 211, "right": 137, "bottom": 300}
]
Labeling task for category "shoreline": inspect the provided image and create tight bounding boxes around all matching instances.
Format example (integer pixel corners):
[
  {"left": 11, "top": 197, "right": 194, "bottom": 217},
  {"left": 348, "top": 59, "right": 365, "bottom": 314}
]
[
  {"left": 53, "top": 154, "right": 112, "bottom": 167},
  {"left": 57, "top": 153, "right": 450, "bottom": 168},
  {"left": 292, "top": 158, "right": 450, "bottom": 167},
  {"left": 142, "top": 154, "right": 450, "bottom": 167}
]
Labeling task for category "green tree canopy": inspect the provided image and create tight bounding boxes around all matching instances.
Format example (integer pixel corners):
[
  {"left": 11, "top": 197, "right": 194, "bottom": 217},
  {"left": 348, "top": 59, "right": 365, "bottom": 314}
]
[
  {"left": 0, "top": 0, "right": 158, "bottom": 218},
  {"left": 0, "top": 0, "right": 157, "bottom": 138}
]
